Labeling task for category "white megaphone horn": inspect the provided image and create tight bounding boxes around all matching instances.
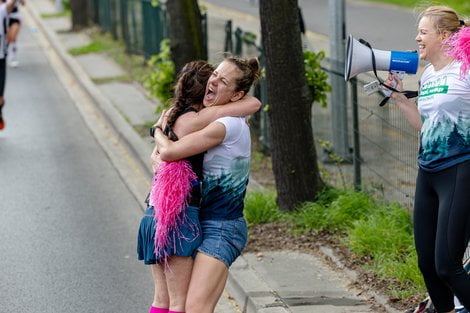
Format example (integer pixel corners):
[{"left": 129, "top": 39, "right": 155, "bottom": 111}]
[{"left": 344, "top": 34, "right": 419, "bottom": 81}]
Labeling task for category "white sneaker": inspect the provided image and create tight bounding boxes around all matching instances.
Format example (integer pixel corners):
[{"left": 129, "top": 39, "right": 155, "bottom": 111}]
[{"left": 9, "top": 59, "right": 19, "bottom": 68}]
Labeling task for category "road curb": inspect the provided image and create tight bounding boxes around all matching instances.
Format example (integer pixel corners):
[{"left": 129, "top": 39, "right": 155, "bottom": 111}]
[
  {"left": 226, "top": 255, "right": 290, "bottom": 313},
  {"left": 319, "top": 246, "right": 402, "bottom": 313}
]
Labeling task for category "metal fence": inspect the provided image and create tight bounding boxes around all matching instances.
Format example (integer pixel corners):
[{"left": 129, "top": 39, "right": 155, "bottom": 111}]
[
  {"left": 222, "top": 21, "right": 420, "bottom": 210},
  {"left": 88, "top": 0, "right": 210, "bottom": 58}
]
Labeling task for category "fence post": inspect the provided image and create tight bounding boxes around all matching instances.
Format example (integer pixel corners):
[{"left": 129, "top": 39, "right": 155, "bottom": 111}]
[
  {"left": 258, "top": 42, "right": 270, "bottom": 153},
  {"left": 328, "top": 0, "right": 350, "bottom": 161},
  {"left": 120, "top": 0, "right": 130, "bottom": 52},
  {"left": 350, "top": 77, "right": 361, "bottom": 190},
  {"left": 234, "top": 27, "right": 242, "bottom": 55},
  {"left": 201, "top": 12, "right": 208, "bottom": 60},
  {"left": 224, "top": 20, "right": 233, "bottom": 53},
  {"left": 99, "top": 0, "right": 112, "bottom": 33},
  {"left": 142, "top": 0, "right": 164, "bottom": 58},
  {"left": 110, "top": 0, "right": 118, "bottom": 39}
]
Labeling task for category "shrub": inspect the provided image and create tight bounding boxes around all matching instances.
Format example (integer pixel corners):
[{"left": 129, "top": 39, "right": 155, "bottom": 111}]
[
  {"left": 347, "top": 203, "right": 413, "bottom": 257},
  {"left": 244, "top": 191, "right": 282, "bottom": 225},
  {"left": 304, "top": 50, "right": 331, "bottom": 108},
  {"left": 326, "top": 191, "right": 374, "bottom": 231},
  {"left": 143, "top": 39, "right": 175, "bottom": 112},
  {"left": 347, "top": 203, "right": 425, "bottom": 298}
]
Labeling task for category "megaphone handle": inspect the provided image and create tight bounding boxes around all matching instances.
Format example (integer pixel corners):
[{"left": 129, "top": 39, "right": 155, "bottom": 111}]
[{"left": 381, "top": 71, "right": 403, "bottom": 97}]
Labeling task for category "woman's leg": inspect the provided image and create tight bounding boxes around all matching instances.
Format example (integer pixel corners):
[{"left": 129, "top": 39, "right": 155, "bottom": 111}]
[
  {"left": 433, "top": 161, "right": 470, "bottom": 310},
  {"left": 185, "top": 253, "right": 229, "bottom": 313},
  {"left": 151, "top": 264, "right": 170, "bottom": 311},
  {"left": 164, "top": 256, "right": 194, "bottom": 312},
  {"left": 413, "top": 168, "right": 455, "bottom": 312},
  {"left": 7, "top": 22, "right": 20, "bottom": 67}
]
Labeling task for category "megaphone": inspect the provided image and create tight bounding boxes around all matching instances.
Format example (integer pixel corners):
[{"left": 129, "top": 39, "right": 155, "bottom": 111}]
[{"left": 344, "top": 35, "right": 419, "bottom": 81}]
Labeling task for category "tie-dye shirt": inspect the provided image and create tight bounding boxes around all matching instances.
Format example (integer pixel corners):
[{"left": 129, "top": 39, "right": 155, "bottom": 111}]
[
  {"left": 417, "top": 61, "right": 470, "bottom": 172},
  {"left": 200, "top": 116, "right": 251, "bottom": 220}
]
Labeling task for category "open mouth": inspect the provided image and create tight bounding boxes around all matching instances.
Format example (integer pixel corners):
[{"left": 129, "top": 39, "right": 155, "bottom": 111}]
[{"left": 204, "top": 87, "right": 216, "bottom": 105}]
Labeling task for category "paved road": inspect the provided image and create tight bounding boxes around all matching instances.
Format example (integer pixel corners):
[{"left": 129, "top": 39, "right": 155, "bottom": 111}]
[
  {"left": 204, "top": 0, "right": 418, "bottom": 50},
  {"left": 0, "top": 7, "right": 241, "bottom": 312},
  {"left": 0, "top": 15, "right": 153, "bottom": 313}
]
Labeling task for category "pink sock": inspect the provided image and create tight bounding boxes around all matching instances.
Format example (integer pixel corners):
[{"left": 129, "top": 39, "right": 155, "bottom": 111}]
[{"left": 149, "top": 306, "right": 169, "bottom": 313}]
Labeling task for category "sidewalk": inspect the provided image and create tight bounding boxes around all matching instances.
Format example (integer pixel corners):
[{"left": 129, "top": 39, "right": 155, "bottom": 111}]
[{"left": 25, "top": 1, "right": 402, "bottom": 313}]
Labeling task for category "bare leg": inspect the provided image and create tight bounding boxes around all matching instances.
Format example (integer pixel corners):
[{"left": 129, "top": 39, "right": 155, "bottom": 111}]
[
  {"left": 7, "top": 23, "right": 20, "bottom": 44},
  {"left": 165, "top": 256, "right": 194, "bottom": 311},
  {"left": 185, "top": 253, "right": 229, "bottom": 313},
  {"left": 7, "top": 23, "right": 20, "bottom": 67},
  {"left": 151, "top": 263, "right": 170, "bottom": 309}
]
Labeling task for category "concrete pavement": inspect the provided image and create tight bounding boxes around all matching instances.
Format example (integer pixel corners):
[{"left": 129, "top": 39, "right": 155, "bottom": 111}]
[{"left": 23, "top": 1, "right": 408, "bottom": 312}]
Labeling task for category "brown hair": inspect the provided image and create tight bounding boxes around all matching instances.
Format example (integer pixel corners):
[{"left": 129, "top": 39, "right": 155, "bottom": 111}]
[
  {"left": 418, "top": 5, "right": 469, "bottom": 34},
  {"left": 225, "top": 57, "right": 261, "bottom": 95},
  {"left": 165, "top": 60, "right": 214, "bottom": 140}
]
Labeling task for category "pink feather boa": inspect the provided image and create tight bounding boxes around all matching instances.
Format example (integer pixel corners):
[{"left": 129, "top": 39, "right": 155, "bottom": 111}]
[
  {"left": 149, "top": 160, "right": 198, "bottom": 262},
  {"left": 446, "top": 26, "right": 470, "bottom": 77}
]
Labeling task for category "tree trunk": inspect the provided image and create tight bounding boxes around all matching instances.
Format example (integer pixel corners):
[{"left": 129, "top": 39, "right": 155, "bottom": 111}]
[
  {"left": 70, "top": 0, "right": 88, "bottom": 31},
  {"left": 166, "top": 0, "right": 205, "bottom": 74},
  {"left": 259, "top": 0, "right": 324, "bottom": 211}
]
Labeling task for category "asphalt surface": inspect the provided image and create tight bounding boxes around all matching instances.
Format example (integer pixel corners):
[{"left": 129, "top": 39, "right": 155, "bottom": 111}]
[
  {"left": 204, "top": 0, "right": 418, "bottom": 50},
  {"left": 0, "top": 14, "right": 154, "bottom": 313}
]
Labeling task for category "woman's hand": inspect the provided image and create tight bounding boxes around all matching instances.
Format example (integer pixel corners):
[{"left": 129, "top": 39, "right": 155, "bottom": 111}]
[
  {"left": 153, "top": 110, "right": 168, "bottom": 140},
  {"left": 153, "top": 109, "right": 168, "bottom": 129},
  {"left": 150, "top": 151, "right": 162, "bottom": 173},
  {"left": 384, "top": 73, "right": 408, "bottom": 102}
]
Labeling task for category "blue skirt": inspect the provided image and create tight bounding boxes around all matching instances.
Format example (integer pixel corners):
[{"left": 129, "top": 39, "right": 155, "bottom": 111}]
[{"left": 137, "top": 205, "right": 202, "bottom": 264}]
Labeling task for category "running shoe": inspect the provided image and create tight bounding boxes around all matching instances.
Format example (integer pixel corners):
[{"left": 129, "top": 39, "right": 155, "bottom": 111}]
[{"left": 9, "top": 59, "right": 19, "bottom": 68}]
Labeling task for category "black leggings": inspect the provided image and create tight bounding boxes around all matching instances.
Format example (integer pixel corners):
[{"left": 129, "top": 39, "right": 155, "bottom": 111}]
[
  {"left": 0, "top": 58, "right": 5, "bottom": 97},
  {"left": 414, "top": 160, "right": 470, "bottom": 312}
]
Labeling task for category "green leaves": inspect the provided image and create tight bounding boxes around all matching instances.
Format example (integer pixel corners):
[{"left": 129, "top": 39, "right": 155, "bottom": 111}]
[
  {"left": 244, "top": 191, "right": 283, "bottom": 225},
  {"left": 143, "top": 39, "right": 175, "bottom": 112},
  {"left": 303, "top": 50, "right": 331, "bottom": 108}
]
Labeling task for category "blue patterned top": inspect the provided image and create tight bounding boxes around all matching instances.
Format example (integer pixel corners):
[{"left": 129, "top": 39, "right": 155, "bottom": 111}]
[
  {"left": 418, "top": 61, "right": 470, "bottom": 172},
  {"left": 200, "top": 117, "right": 251, "bottom": 220}
]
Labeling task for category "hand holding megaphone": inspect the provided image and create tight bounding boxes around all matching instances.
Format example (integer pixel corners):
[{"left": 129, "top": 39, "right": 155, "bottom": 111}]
[
  {"left": 345, "top": 35, "right": 419, "bottom": 106},
  {"left": 385, "top": 72, "right": 413, "bottom": 104},
  {"left": 382, "top": 72, "right": 404, "bottom": 97}
]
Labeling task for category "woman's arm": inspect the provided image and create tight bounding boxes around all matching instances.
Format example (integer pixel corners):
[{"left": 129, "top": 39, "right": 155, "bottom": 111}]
[
  {"left": 387, "top": 74, "right": 422, "bottom": 131},
  {"left": 155, "top": 121, "right": 226, "bottom": 161},
  {"left": 172, "top": 95, "right": 261, "bottom": 137}
]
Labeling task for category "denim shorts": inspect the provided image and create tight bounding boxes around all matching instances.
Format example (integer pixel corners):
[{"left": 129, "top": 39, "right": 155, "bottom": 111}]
[
  {"left": 197, "top": 217, "right": 248, "bottom": 268},
  {"left": 137, "top": 205, "right": 201, "bottom": 264}
]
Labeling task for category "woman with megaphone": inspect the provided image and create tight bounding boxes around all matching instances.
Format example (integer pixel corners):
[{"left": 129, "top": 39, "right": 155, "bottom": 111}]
[{"left": 386, "top": 5, "right": 470, "bottom": 313}]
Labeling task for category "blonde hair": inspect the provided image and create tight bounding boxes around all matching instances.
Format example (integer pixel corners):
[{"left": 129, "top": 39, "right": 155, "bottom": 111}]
[{"left": 418, "top": 5, "right": 469, "bottom": 34}]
